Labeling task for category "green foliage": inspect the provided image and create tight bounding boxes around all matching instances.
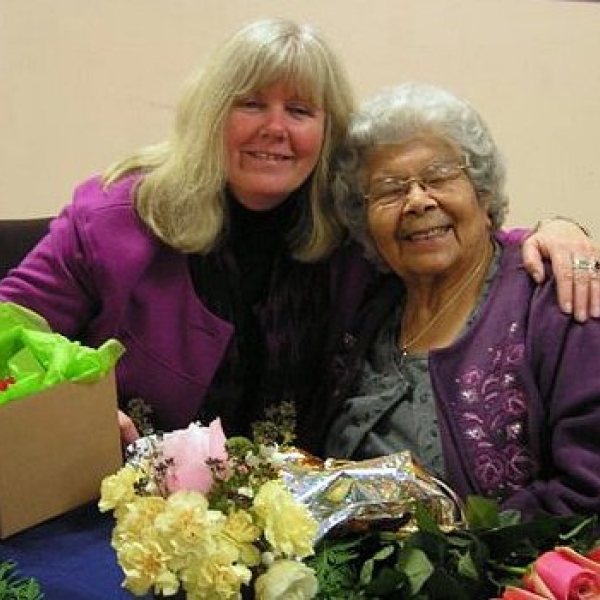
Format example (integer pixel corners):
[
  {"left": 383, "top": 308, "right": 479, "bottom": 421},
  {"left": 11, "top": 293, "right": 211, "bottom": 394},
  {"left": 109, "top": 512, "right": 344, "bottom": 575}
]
[
  {"left": 0, "top": 561, "right": 43, "bottom": 600},
  {"left": 309, "top": 498, "right": 598, "bottom": 599},
  {"left": 307, "top": 536, "right": 364, "bottom": 598},
  {"left": 251, "top": 400, "right": 297, "bottom": 447}
]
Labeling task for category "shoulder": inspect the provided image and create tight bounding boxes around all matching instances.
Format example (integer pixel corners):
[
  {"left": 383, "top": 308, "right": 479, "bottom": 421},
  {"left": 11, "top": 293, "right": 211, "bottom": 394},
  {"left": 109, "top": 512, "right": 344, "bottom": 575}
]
[
  {"left": 64, "top": 173, "right": 155, "bottom": 244},
  {"left": 54, "top": 173, "right": 164, "bottom": 266},
  {"left": 490, "top": 239, "right": 567, "bottom": 335},
  {"left": 70, "top": 173, "right": 140, "bottom": 221},
  {"left": 493, "top": 237, "right": 536, "bottom": 286}
]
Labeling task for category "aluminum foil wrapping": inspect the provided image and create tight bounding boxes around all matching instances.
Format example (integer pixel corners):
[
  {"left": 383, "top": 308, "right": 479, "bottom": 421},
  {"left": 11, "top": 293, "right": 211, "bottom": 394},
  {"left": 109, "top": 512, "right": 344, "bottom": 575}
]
[
  {"left": 279, "top": 450, "right": 466, "bottom": 542},
  {"left": 125, "top": 436, "right": 465, "bottom": 543}
]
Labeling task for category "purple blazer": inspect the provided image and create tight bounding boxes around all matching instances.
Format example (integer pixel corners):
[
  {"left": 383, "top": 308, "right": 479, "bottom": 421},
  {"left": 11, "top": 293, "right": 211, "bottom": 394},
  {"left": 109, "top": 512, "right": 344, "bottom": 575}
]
[{"left": 0, "top": 176, "right": 237, "bottom": 431}]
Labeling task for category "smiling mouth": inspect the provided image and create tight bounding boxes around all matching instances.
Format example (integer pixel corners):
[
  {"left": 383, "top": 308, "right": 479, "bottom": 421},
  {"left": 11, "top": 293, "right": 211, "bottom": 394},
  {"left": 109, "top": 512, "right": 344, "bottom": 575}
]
[
  {"left": 399, "top": 225, "right": 452, "bottom": 242},
  {"left": 246, "top": 151, "right": 292, "bottom": 161}
]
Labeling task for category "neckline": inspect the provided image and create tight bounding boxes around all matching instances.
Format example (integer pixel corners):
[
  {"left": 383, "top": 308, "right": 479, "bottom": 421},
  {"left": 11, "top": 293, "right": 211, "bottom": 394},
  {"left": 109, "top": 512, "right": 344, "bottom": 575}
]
[{"left": 398, "top": 240, "right": 501, "bottom": 359}]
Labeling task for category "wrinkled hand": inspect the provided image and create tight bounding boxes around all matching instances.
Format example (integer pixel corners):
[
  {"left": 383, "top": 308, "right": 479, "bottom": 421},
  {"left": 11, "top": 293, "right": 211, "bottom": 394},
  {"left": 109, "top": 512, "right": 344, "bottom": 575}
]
[
  {"left": 118, "top": 409, "right": 140, "bottom": 445},
  {"left": 522, "top": 219, "right": 600, "bottom": 322}
]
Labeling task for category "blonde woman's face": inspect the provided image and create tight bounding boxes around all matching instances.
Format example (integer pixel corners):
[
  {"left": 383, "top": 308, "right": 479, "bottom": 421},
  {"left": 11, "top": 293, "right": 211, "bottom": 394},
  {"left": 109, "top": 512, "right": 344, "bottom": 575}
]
[{"left": 225, "top": 81, "right": 326, "bottom": 210}]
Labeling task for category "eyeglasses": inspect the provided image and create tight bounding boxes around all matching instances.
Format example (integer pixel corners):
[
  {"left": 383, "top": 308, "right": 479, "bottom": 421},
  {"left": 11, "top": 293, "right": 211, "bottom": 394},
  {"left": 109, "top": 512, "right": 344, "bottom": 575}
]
[{"left": 365, "top": 161, "right": 470, "bottom": 208}]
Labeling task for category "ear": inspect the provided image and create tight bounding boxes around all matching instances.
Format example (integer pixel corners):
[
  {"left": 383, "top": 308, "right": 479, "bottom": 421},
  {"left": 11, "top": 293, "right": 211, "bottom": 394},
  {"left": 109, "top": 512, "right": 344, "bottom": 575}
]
[{"left": 478, "top": 193, "right": 493, "bottom": 231}]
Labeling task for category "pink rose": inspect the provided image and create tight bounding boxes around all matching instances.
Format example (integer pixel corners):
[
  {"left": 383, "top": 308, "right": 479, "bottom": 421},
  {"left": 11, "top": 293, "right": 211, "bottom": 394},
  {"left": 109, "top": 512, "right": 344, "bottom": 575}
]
[
  {"left": 501, "top": 547, "right": 600, "bottom": 600},
  {"left": 499, "top": 547, "right": 600, "bottom": 600},
  {"left": 526, "top": 547, "right": 600, "bottom": 599},
  {"left": 161, "top": 419, "right": 228, "bottom": 495}
]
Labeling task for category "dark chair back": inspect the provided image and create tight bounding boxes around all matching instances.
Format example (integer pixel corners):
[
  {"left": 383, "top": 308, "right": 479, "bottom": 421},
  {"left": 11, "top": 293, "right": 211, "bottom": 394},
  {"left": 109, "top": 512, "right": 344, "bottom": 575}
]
[{"left": 0, "top": 218, "right": 52, "bottom": 280}]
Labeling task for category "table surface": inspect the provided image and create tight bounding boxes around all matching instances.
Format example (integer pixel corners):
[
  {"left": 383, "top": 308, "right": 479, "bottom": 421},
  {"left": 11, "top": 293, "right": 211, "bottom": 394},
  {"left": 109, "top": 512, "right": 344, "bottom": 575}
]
[{"left": 0, "top": 502, "right": 149, "bottom": 599}]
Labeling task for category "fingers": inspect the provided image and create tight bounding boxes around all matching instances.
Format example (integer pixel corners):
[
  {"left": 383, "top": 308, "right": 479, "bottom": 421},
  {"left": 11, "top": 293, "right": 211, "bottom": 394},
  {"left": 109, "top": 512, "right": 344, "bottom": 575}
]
[
  {"left": 520, "top": 238, "right": 546, "bottom": 284},
  {"left": 552, "top": 253, "right": 600, "bottom": 322},
  {"left": 118, "top": 410, "right": 140, "bottom": 446},
  {"left": 522, "top": 217, "right": 600, "bottom": 319},
  {"left": 570, "top": 256, "right": 600, "bottom": 322},
  {"left": 590, "top": 276, "right": 600, "bottom": 319},
  {"left": 522, "top": 226, "right": 600, "bottom": 321},
  {"left": 551, "top": 252, "right": 576, "bottom": 316}
]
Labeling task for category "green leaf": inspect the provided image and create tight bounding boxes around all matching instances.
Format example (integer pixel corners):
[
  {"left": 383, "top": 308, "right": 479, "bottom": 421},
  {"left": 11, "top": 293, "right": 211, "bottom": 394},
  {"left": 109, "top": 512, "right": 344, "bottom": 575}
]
[
  {"left": 423, "top": 568, "right": 479, "bottom": 600},
  {"left": 360, "top": 557, "right": 375, "bottom": 585},
  {"left": 0, "top": 561, "right": 43, "bottom": 600},
  {"left": 359, "top": 543, "right": 398, "bottom": 586},
  {"left": 398, "top": 547, "right": 434, "bottom": 595},
  {"left": 558, "top": 514, "right": 597, "bottom": 548},
  {"left": 456, "top": 549, "right": 479, "bottom": 580},
  {"left": 364, "top": 566, "right": 407, "bottom": 596},
  {"left": 404, "top": 530, "right": 449, "bottom": 565},
  {"left": 415, "top": 502, "right": 442, "bottom": 534},
  {"left": 464, "top": 495, "right": 500, "bottom": 529},
  {"left": 497, "top": 509, "right": 522, "bottom": 528},
  {"left": 372, "top": 544, "right": 396, "bottom": 562}
]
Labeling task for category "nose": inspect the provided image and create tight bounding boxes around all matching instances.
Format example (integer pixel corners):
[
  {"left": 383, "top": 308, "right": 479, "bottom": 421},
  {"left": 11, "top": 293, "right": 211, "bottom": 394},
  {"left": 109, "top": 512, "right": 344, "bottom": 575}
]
[
  {"left": 401, "top": 181, "right": 438, "bottom": 215},
  {"left": 259, "top": 107, "right": 287, "bottom": 140}
]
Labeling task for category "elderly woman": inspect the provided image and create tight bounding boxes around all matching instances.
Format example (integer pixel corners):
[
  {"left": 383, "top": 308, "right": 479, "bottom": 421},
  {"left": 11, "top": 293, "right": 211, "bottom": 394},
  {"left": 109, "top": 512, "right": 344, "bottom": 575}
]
[{"left": 324, "top": 82, "right": 600, "bottom": 519}]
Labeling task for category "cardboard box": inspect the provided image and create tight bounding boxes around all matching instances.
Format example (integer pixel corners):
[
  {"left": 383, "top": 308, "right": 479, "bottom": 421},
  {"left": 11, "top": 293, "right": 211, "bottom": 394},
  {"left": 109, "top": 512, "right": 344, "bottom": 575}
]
[{"left": 0, "top": 371, "right": 122, "bottom": 538}]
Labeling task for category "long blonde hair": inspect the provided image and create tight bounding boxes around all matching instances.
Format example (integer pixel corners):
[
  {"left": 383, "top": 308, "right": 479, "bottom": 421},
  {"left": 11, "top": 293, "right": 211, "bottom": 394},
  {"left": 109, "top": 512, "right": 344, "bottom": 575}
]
[{"left": 103, "top": 18, "right": 356, "bottom": 261}]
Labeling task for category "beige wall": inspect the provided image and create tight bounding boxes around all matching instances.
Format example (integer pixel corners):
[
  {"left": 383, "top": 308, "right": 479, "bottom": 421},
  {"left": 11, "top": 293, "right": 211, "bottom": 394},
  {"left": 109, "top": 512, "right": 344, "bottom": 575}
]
[{"left": 1, "top": 0, "right": 600, "bottom": 233}]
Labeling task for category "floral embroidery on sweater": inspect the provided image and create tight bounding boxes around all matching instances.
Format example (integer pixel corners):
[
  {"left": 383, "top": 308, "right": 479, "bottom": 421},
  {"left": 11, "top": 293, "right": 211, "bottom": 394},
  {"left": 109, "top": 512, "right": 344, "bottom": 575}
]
[{"left": 453, "top": 321, "right": 537, "bottom": 499}]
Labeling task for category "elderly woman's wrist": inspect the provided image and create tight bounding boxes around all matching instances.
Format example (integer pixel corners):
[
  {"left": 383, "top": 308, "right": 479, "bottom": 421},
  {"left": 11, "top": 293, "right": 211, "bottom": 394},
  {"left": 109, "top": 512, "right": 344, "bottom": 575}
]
[{"left": 532, "top": 216, "right": 591, "bottom": 237}]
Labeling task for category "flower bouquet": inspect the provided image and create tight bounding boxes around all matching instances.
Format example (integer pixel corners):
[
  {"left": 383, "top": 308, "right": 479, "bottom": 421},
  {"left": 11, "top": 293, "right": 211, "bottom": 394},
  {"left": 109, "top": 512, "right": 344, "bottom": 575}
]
[
  {"left": 100, "top": 403, "right": 320, "bottom": 599},
  {"left": 100, "top": 404, "right": 599, "bottom": 599}
]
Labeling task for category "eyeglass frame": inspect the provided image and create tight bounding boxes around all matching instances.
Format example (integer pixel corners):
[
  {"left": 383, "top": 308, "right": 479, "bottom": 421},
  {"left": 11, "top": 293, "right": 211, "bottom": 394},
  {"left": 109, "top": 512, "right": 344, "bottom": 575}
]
[{"left": 364, "top": 157, "right": 471, "bottom": 208}]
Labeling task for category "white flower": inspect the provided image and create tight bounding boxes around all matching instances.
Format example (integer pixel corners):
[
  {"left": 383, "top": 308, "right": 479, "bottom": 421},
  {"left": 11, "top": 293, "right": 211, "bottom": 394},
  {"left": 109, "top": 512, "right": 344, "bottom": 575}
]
[
  {"left": 237, "top": 486, "right": 254, "bottom": 499},
  {"left": 254, "top": 559, "right": 318, "bottom": 600}
]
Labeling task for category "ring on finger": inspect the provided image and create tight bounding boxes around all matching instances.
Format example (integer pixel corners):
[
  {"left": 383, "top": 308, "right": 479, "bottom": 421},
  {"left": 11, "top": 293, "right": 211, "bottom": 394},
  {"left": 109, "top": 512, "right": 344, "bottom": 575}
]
[{"left": 572, "top": 256, "right": 600, "bottom": 276}]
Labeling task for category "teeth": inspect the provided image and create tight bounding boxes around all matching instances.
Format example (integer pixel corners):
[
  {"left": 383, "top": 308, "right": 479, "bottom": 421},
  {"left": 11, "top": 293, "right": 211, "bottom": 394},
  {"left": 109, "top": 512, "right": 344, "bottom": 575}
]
[
  {"left": 249, "top": 151, "right": 288, "bottom": 161},
  {"left": 405, "top": 226, "right": 450, "bottom": 241}
]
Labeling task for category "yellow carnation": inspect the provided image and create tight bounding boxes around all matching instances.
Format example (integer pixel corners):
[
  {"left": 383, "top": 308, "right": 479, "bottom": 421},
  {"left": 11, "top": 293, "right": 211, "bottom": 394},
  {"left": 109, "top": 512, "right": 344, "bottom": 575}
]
[
  {"left": 109, "top": 495, "right": 171, "bottom": 595},
  {"left": 112, "top": 496, "right": 166, "bottom": 548},
  {"left": 253, "top": 480, "right": 317, "bottom": 558},
  {"left": 117, "top": 532, "right": 175, "bottom": 596},
  {"left": 98, "top": 464, "right": 145, "bottom": 513},
  {"left": 155, "top": 490, "right": 237, "bottom": 577},
  {"left": 254, "top": 559, "right": 318, "bottom": 600},
  {"left": 182, "top": 556, "right": 252, "bottom": 600},
  {"left": 223, "top": 509, "right": 261, "bottom": 567}
]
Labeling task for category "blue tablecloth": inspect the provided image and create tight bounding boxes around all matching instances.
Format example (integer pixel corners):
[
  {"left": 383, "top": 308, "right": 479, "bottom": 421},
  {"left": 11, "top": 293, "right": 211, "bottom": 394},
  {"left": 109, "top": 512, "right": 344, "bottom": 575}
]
[{"left": 0, "top": 502, "right": 148, "bottom": 599}]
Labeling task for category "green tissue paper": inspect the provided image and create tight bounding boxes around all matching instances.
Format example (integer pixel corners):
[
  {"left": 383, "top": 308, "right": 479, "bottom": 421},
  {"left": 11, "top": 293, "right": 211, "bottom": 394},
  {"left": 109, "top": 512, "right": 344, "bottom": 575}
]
[{"left": 0, "top": 302, "right": 124, "bottom": 405}]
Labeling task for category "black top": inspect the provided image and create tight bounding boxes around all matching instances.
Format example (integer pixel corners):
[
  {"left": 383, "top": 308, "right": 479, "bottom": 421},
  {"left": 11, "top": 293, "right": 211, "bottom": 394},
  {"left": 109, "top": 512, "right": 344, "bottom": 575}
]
[{"left": 187, "top": 191, "right": 330, "bottom": 441}]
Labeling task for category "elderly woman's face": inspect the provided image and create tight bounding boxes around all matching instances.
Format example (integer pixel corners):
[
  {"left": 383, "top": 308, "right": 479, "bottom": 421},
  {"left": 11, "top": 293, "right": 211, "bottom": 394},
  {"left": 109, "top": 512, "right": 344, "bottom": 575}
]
[
  {"left": 225, "top": 81, "right": 326, "bottom": 210},
  {"left": 365, "top": 135, "right": 491, "bottom": 282}
]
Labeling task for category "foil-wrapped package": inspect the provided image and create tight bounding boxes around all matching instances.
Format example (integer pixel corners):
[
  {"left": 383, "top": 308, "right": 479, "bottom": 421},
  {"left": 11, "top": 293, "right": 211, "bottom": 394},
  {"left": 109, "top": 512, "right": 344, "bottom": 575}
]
[{"left": 279, "top": 450, "right": 465, "bottom": 542}]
